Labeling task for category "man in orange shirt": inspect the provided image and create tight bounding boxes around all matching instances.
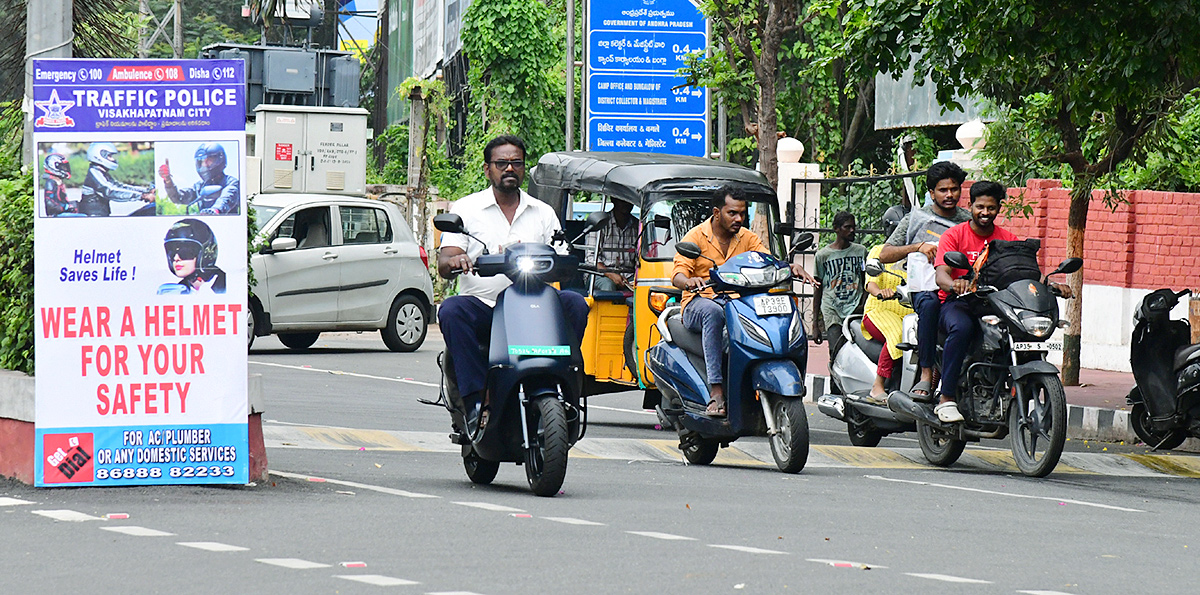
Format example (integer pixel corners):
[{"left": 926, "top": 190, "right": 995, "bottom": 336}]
[{"left": 672, "top": 186, "right": 818, "bottom": 417}]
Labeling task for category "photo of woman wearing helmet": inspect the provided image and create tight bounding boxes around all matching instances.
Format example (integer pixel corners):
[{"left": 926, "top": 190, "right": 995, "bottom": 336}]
[
  {"left": 155, "top": 141, "right": 241, "bottom": 216},
  {"left": 157, "top": 218, "right": 227, "bottom": 295}
]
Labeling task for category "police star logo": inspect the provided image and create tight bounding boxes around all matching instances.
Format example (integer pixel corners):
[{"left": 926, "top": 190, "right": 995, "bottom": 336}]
[{"left": 34, "top": 89, "right": 76, "bottom": 128}]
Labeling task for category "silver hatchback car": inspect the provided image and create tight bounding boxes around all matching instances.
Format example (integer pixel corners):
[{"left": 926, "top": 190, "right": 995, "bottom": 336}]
[{"left": 248, "top": 193, "right": 434, "bottom": 352}]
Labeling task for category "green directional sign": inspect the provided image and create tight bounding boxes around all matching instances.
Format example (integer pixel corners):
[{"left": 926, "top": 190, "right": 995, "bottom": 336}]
[{"left": 508, "top": 345, "right": 571, "bottom": 356}]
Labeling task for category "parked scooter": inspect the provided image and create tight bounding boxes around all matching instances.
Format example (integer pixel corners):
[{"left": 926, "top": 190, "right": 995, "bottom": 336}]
[
  {"left": 817, "top": 260, "right": 918, "bottom": 446},
  {"left": 646, "top": 236, "right": 815, "bottom": 473},
  {"left": 1127, "top": 288, "right": 1200, "bottom": 450},
  {"left": 885, "top": 251, "right": 1083, "bottom": 477},
  {"left": 430, "top": 212, "right": 607, "bottom": 496}
]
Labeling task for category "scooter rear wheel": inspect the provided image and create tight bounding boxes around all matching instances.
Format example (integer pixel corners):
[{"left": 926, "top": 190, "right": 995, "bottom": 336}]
[
  {"left": 769, "top": 396, "right": 809, "bottom": 473},
  {"left": 463, "top": 449, "right": 500, "bottom": 485},
  {"left": 1130, "top": 400, "right": 1187, "bottom": 451},
  {"left": 847, "top": 423, "right": 884, "bottom": 448},
  {"left": 681, "top": 438, "right": 719, "bottom": 465},
  {"left": 525, "top": 397, "right": 570, "bottom": 497},
  {"left": 917, "top": 421, "right": 965, "bottom": 467}
]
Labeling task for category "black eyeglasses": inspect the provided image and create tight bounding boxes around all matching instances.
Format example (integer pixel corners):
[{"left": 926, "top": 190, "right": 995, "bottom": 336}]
[
  {"left": 490, "top": 159, "right": 525, "bottom": 170},
  {"left": 166, "top": 242, "right": 201, "bottom": 260}
]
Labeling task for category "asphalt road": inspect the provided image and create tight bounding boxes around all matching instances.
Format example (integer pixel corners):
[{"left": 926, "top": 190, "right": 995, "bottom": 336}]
[{"left": 3, "top": 330, "right": 1197, "bottom": 594}]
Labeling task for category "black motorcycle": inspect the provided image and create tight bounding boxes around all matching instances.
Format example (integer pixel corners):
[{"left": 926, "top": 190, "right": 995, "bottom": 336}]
[
  {"left": 887, "top": 251, "right": 1082, "bottom": 477},
  {"left": 430, "top": 212, "right": 605, "bottom": 496},
  {"left": 1127, "top": 288, "right": 1200, "bottom": 450}
]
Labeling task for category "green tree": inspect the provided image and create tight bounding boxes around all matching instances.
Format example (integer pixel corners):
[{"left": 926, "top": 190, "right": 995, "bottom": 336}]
[{"left": 840, "top": 0, "right": 1200, "bottom": 384}]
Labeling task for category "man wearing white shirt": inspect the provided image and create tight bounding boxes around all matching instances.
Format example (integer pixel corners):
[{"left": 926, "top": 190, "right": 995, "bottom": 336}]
[{"left": 436, "top": 136, "right": 589, "bottom": 416}]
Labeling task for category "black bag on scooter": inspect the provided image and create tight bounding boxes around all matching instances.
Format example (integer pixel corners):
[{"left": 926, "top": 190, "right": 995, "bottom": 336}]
[{"left": 976, "top": 238, "right": 1042, "bottom": 290}]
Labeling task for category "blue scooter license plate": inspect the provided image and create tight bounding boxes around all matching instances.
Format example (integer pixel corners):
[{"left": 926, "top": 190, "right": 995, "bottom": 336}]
[{"left": 753, "top": 295, "right": 791, "bottom": 316}]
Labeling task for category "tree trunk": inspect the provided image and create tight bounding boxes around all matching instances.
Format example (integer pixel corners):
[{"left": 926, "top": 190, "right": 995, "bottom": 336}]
[{"left": 1061, "top": 186, "right": 1091, "bottom": 386}]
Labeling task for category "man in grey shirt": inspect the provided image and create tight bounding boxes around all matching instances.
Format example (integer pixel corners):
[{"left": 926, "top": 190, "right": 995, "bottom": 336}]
[
  {"left": 815, "top": 211, "right": 867, "bottom": 361},
  {"left": 877, "top": 161, "right": 970, "bottom": 397}
]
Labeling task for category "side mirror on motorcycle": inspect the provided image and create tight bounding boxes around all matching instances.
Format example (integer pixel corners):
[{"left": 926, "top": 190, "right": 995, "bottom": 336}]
[
  {"left": 789, "top": 233, "right": 815, "bottom": 255},
  {"left": 570, "top": 210, "right": 612, "bottom": 244},
  {"left": 1049, "top": 257, "right": 1083, "bottom": 276},
  {"left": 864, "top": 259, "right": 885, "bottom": 278},
  {"left": 773, "top": 222, "right": 794, "bottom": 235},
  {"left": 944, "top": 251, "right": 971, "bottom": 270},
  {"left": 675, "top": 241, "right": 703, "bottom": 260},
  {"left": 653, "top": 214, "right": 672, "bottom": 229},
  {"left": 433, "top": 213, "right": 466, "bottom": 234}
]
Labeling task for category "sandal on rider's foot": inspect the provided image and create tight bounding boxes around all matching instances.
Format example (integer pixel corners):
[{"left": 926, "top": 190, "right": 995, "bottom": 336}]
[
  {"left": 910, "top": 380, "right": 935, "bottom": 402},
  {"left": 864, "top": 391, "right": 889, "bottom": 406},
  {"left": 705, "top": 400, "right": 727, "bottom": 418},
  {"left": 934, "top": 401, "right": 964, "bottom": 423}
]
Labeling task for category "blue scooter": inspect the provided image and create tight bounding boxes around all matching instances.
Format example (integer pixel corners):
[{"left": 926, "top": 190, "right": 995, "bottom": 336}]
[{"left": 645, "top": 235, "right": 815, "bottom": 473}]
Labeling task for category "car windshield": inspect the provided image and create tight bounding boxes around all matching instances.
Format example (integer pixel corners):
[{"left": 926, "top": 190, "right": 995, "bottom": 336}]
[
  {"left": 251, "top": 204, "right": 281, "bottom": 229},
  {"left": 642, "top": 195, "right": 783, "bottom": 260}
]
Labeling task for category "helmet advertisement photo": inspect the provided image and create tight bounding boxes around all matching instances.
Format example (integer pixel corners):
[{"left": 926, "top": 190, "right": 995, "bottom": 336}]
[
  {"left": 194, "top": 142, "right": 227, "bottom": 185},
  {"left": 163, "top": 218, "right": 220, "bottom": 270},
  {"left": 44, "top": 153, "right": 72, "bottom": 178},
  {"left": 87, "top": 142, "right": 120, "bottom": 169}
]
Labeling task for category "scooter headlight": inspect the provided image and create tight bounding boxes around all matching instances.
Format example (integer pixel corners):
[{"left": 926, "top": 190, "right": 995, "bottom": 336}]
[
  {"left": 738, "top": 266, "right": 778, "bottom": 288},
  {"left": 737, "top": 313, "right": 772, "bottom": 347},
  {"left": 517, "top": 256, "right": 537, "bottom": 273},
  {"left": 775, "top": 267, "right": 792, "bottom": 284},
  {"left": 718, "top": 271, "right": 748, "bottom": 286},
  {"left": 1020, "top": 315, "right": 1054, "bottom": 338}
]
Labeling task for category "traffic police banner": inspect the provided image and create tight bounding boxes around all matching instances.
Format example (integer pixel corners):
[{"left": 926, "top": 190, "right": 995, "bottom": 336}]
[{"left": 31, "top": 59, "right": 249, "bottom": 486}]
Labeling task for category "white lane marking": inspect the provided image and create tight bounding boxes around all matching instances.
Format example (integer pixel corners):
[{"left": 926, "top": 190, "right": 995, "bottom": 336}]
[
  {"left": 270, "top": 470, "right": 440, "bottom": 499},
  {"left": 452, "top": 501, "right": 525, "bottom": 513},
  {"left": 0, "top": 497, "right": 34, "bottom": 506},
  {"left": 865, "top": 475, "right": 1146, "bottom": 512},
  {"left": 426, "top": 592, "right": 486, "bottom": 595},
  {"left": 250, "top": 361, "right": 439, "bottom": 387},
  {"left": 100, "top": 526, "right": 174, "bottom": 537},
  {"left": 542, "top": 516, "right": 605, "bottom": 526},
  {"left": 906, "top": 573, "right": 992, "bottom": 584},
  {"left": 1018, "top": 591, "right": 1077, "bottom": 595},
  {"left": 588, "top": 404, "right": 656, "bottom": 416},
  {"left": 334, "top": 575, "right": 420, "bottom": 586},
  {"left": 806, "top": 558, "right": 889, "bottom": 569},
  {"left": 626, "top": 531, "right": 696, "bottom": 541},
  {"left": 32, "top": 509, "right": 103, "bottom": 522},
  {"left": 178, "top": 541, "right": 249, "bottom": 552},
  {"left": 709, "top": 544, "right": 787, "bottom": 555},
  {"left": 256, "top": 558, "right": 332, "bottom": 569}
]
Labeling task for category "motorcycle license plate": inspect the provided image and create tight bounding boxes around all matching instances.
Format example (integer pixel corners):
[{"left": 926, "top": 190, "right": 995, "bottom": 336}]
[
  {"left": 1013, "top": 341, "right": 1062, "bottom": 352},
  {"left": 753, "top": 295, "right": 791, "bottom": 316}
]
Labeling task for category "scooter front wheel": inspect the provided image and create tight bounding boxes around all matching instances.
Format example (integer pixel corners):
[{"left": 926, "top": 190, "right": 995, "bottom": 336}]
[
  {"left": 525, "top": 397, "right": 569, "bottom": 497},
  {"left": 917, "top": 421, "right": 965, "bottom": 467},
  {"left": 768, "top": 395, "right": 809, "bottom": 473},
  {"left": 463, "top": 448, "right": 500, "bottom": 485}
]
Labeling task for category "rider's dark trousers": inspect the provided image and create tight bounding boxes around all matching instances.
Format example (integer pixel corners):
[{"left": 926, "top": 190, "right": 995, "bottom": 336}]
[
  {"left": 937, "top": 297, "right": 977, "bottom": 399},
  {"left": 911, "top": 290, "right": 942, "bottom": 371},
  {"left": 438, "top": 292, "right": 589, "bottom": 397}
]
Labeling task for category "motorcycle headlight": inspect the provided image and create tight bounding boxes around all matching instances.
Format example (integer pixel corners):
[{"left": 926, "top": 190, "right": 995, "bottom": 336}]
[
  {"left": 719, "top": 271, "right": 748, "bottom": 286},
  {"left": 788, "top": 309, "right": 804, "bottom": 345},
  {"left": 737, "top": 313, "right": 772, "bottom": 347},
  {"left": 1020, "top": 315, "right": 1054, "bottom": 338},
  {"left": 739, "top": 266, "right": 777, "bottom": 287},
  {"left": 516, "top": 256, "right": 537, "bottom": 273}
]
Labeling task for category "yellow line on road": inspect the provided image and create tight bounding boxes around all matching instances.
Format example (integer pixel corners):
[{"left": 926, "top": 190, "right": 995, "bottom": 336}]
[
  {"left": 966, "top": 450, "right": 1092, "bottom": 475},
  {"left": 1123, "top": 454, "right": 1200, "bottom": 478},
  {"left": 300, "top": 427, "right": 429, "bottom": 451},
  {"left": 812, "top": 445, "right": 924, "bottom": 468}
]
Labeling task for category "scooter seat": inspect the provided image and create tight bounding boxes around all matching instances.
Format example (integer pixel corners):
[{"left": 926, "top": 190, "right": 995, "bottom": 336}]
[
  {"left": 849, "top": 319, "right": 884, "bottom": 363},
  {"left": 1175, "top": 343, "right": 1200, "bottom": 373},
  {"left": 666, "top": 314, "right": 706, "bottom": 359}
]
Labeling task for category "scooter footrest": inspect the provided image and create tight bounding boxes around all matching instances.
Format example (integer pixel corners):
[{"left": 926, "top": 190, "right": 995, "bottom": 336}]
[{"left": 449, "top": 432, "right": 470, "bottom": 445}]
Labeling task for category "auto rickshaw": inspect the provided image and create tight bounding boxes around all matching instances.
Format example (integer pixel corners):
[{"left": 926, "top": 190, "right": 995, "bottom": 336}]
[{"left": 528, "top": 152, "right": 797, "bottom": 407}]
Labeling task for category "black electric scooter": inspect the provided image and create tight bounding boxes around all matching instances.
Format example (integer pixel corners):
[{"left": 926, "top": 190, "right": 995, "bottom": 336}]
[
  {"left": 431, "top": 212, "right": 605, "bottom": 496},
  {"left": 1127, "top": 288, "right": 1200, "bottom": 450}
]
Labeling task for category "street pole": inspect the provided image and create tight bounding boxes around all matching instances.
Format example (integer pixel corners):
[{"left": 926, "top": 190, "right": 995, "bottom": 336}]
[
  {"left": 566, "top": 0, "right": 575, "bottom": 151},
  {"left": 23, "top": 0, "right": 73, "bottom": 165}
]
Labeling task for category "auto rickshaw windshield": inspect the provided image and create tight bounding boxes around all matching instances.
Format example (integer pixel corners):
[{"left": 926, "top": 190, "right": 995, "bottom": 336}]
[{"left": 641, "top": 193, "right": 784, "bottom": 261}]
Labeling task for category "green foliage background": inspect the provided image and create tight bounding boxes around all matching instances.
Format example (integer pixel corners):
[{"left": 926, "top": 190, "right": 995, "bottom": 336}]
[{"left": 0, "top": 105, "right": 33, "bottom": 374}]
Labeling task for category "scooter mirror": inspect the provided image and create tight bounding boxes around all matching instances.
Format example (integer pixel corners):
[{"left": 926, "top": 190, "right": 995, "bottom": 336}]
[
  {"left": 864, "top": 259, "right": 885, "bottom": 277},
  {"left": 790, "top": 232, "right": 815, "bottom": 254},
  {"left": 1051, "top": 257, "right": 1083, "bottom": 276},
  {"left": 944, "top": 251, "right": 971, "bottom": 270},
  {"left": 653, "top": 214, "right": 671, "bottom": 229},
  {"left": 433, "top": 213, "right": 466, "bottom": 234},
  {"left": 676, "top": 241, "right": 702, "bottom": 259},
  {"left": 581, "top": 210, "right": 611, "bottom": 234},
  {"left": 773, "top": 221, "right": 795, "bottom": 235}
]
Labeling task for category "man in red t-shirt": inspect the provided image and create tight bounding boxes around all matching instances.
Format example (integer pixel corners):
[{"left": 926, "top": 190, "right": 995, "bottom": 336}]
[{"left": 931, "top": 181, "right": 1020, "bottom": 422}]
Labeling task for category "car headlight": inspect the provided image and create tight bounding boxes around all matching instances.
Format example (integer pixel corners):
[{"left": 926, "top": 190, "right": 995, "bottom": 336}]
[
  {"left": 1020, "top": 315, "right": 1054, "bottom": 338},
  {"left": 737, "top": 313, "right": 772, "bottom": 347},
  {"left": 787, "top": 309, "right": 804, "bottom": 345}
]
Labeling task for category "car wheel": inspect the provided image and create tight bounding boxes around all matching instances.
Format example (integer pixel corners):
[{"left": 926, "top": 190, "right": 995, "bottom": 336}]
[
  {"left": 279, "top": 332, "right": 320, "bottom": 350},
  {"left": 246, "top": 307, "right": 256, "bottom": 351},
  {"left": 382, "top": 295, "right": 427, "bottom": 352}
]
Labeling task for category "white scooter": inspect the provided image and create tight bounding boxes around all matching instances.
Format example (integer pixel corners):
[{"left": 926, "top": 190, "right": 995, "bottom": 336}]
[{"left": 817, "top": 261, "right": 919, "bottom": 446}]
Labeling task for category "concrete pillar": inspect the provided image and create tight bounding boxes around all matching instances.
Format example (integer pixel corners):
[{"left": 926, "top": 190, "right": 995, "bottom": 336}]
[{"left": 23, "top": 0, "right": 73, "bottom": 164}]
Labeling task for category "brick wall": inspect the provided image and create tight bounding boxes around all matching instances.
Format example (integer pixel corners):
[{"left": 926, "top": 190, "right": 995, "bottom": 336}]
[{"left": 979, "top": 179, "right": 1200, "bottom": 290}]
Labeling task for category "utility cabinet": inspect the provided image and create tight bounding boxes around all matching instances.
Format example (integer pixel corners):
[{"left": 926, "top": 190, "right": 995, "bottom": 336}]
[{"left": 255, "top": 105, "right": 369, "bottom": 195}]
